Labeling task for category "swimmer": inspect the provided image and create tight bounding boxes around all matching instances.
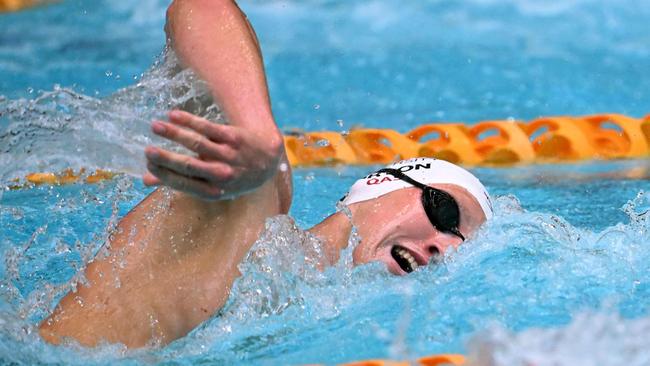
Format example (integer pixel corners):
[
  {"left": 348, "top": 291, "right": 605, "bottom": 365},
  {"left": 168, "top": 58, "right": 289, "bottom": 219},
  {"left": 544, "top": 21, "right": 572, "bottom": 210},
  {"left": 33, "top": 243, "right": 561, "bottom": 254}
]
[{"left": 38, "top": 0, "right": 492, "bottom": 348}]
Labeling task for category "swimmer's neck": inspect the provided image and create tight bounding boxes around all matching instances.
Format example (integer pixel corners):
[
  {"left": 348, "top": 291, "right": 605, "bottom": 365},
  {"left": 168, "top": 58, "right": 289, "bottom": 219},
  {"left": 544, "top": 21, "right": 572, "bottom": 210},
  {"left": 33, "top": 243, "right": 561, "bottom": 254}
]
[{"left": 307, "top": 211, "right": 353, "bottom": 264}]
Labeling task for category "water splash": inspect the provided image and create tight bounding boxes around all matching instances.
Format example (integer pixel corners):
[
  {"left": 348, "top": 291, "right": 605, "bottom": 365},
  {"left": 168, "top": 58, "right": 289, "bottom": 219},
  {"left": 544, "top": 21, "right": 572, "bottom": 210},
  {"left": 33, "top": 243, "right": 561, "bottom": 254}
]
[
  {"left": 2, "top": 0, "right": 650, "bottom": 363},
  {"left": 227, "top": 216, "right": 331, "bottom": 320},
  {"left": 467, "top": 312, "right": 650, "bottom": 366},
  {"left": 1, "top": 181, "right": 650, "bottom": 364},
  {"left": 455, "top": 192, "right": 650, "bottom": 366},
  {"left": 0, "top": 48, "right": 222, "bottom": 184}
]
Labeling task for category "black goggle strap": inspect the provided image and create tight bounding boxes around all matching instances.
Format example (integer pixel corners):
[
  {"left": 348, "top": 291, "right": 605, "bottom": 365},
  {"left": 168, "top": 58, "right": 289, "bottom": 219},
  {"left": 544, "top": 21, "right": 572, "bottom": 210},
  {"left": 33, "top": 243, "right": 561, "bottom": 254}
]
[{"left": 376, "top": 168, "right": 465, "bottom": 241}]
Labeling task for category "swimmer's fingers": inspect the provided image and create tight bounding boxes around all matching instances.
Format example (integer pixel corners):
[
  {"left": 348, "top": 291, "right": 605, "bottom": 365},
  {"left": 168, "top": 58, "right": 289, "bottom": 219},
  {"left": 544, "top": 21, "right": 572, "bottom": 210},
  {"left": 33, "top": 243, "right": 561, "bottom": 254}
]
[
  {"left": 167, "top": 110, "right": 238, "bottom": 144},
  {"left": 146, "top": 163, "right": 224, "bottom": 200},
  {"left": 151, "top": 120, "right": 237, "bottom": 162},
  {"left": 143, "top": 172, "right": 162, "bottom": 186},
  {"left": 145, "top": 146, "right": 235, "bottom": 183},
  {"left": 155, "top": 110, "right": 284, "bottom": 199}
]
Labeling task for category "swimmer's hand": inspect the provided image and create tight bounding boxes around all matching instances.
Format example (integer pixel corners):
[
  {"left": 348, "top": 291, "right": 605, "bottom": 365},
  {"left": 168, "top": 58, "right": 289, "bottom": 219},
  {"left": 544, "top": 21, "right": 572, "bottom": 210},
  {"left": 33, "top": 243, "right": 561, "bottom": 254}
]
[{"left": 143, "top": 110, "right": 284, "bottom": 200}]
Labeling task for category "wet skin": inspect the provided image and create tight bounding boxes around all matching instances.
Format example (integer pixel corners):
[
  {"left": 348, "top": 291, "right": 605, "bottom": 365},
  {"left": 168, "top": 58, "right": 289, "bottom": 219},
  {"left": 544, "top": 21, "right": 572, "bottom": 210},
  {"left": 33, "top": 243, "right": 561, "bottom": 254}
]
[
  {"left": 38, "top": 0, "right": 488, "bottom": 348},
  {"left": 310, "top": 184, "right": 487, "bottom": 276}
]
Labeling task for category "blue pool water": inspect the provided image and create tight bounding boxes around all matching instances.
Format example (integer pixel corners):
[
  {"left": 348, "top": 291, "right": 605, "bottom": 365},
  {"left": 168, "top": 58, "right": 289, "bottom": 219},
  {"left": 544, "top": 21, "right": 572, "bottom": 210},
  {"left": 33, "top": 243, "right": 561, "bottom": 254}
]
[{"left": 1, "top": 0, "right": 650, "bottom": 365}]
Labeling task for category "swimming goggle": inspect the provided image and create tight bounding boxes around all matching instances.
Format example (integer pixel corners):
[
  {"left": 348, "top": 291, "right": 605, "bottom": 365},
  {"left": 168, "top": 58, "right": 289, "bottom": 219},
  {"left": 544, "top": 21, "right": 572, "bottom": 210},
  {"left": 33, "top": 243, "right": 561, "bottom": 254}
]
[{"left": 376, "top": 168, "right": 465, "bottom": 241}]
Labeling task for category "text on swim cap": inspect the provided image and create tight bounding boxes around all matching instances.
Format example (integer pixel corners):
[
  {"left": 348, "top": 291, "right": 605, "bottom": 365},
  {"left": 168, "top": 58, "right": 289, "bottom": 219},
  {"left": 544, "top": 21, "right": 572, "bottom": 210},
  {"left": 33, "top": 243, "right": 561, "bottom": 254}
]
[
  {"left": 367, "top": 176, "right": 396, "bottom": 185},
  {"left": 363, "top": 162, "right": 431, "bottom": 180}
]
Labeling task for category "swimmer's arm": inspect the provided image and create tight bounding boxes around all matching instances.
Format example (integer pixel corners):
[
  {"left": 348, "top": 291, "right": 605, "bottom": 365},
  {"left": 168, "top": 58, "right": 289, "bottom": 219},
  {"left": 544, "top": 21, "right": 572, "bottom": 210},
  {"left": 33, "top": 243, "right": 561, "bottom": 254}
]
[
  {"left": 144, "top": 0, "right": 288, "bottom": 201},
  {"left": 38, "top": 0, "right": 291, "bottom": 348},
  {"left": 166, "top": 0, "right": 274, "bottom": 135}
]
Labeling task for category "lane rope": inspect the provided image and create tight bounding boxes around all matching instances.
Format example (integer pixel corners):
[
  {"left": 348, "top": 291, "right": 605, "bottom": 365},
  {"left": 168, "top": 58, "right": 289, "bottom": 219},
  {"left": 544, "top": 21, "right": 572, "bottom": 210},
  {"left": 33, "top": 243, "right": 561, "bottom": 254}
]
[
  {"left": 10, "top": 113, "right": 650, "bottom": 188},
  {"left": 286, "top": 113, "right": 650, "bottom": 166}
]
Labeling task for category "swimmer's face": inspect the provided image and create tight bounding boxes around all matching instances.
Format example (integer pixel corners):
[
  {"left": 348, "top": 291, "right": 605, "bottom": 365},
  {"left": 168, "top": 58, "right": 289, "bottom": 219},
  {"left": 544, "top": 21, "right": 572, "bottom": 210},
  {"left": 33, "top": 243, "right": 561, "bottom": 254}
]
[{"left": 349, "top": 184, "right": 486, "bottom": 275}]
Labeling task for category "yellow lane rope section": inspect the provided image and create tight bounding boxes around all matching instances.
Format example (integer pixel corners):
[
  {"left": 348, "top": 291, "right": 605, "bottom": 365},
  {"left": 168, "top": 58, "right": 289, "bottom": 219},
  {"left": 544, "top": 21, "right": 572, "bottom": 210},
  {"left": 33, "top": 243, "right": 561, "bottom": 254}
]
[
  {"left": 12, "top": 113, "right": 650, "bottom": 187},
  {"left": 286, "top": 113, "right": 650, "bottom": 166}
]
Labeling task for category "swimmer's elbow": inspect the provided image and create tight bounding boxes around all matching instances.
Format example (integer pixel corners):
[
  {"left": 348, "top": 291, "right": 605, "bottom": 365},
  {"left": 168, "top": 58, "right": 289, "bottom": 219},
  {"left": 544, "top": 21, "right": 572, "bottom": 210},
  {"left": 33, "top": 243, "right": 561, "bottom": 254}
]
[{"left": 269, "top": 132, "right": 285, "bottom": 158}]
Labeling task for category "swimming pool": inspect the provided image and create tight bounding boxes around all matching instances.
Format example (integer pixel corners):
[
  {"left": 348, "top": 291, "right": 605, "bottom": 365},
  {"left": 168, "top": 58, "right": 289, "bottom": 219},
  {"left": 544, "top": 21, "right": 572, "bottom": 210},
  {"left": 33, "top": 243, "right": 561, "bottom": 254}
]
[{"left": 1, "top": 0, "right": 650, "bottom": 364}]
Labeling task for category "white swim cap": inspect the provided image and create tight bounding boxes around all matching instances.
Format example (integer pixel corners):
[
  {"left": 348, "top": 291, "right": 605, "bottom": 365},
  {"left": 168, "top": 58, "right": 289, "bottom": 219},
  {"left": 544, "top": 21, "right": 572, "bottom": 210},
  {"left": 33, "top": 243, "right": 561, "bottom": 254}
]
[{"left": 340, "top": 158, "right": 493, "bottom": 219}]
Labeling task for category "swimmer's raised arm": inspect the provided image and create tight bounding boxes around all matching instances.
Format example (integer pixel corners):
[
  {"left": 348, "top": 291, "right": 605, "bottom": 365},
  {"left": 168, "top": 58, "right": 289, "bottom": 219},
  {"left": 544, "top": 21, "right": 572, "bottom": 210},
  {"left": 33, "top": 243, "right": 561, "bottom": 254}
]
[
  {"left": 144, "top": 0, "right": 287, "bottom": 200},
  {"left": 40, "top": 0, "right": 291, "bottom": 348}
]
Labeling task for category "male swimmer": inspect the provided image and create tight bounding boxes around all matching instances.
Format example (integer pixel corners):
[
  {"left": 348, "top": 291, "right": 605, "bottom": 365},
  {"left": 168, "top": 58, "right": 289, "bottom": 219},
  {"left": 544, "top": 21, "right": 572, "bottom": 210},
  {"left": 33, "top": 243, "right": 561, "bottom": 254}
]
[{"left": 38, "top": 0, "right": 492, "bottom": 348}]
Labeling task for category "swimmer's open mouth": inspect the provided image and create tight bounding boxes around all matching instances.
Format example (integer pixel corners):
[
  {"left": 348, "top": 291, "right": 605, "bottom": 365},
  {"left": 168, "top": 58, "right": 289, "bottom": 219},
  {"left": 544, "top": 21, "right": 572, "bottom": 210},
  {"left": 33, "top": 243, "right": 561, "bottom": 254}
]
[{"left": 391, "top": 245, "right": 421, "bottom": 274}]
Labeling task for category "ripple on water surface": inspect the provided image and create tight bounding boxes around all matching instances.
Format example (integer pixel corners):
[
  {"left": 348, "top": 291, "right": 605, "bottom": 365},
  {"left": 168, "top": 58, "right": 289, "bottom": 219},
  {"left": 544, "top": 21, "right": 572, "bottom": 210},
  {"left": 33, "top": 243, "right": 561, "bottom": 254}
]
[
  {"left": 1, "top": 0, "right": 650, "bottom": 364},
  {"left": 1, "top": 173, "right": 649, "bottom": 365}
]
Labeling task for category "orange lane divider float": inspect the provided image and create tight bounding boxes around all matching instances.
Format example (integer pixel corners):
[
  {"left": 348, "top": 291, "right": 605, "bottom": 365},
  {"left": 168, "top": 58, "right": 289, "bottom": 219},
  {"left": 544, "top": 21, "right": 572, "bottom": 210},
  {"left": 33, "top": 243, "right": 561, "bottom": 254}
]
[
  {"left": 407, "top": 123, "right": 482, "bottom": 165},
  {"left": 0, "top": 0, "right": 45, "bottom": 12},
  {"left": 643, "top": 114, "right": 650, "bottom": 149},
  {"left": 284, "top": 131, "right": 359, "bottom": 166},
  {"left": 319, "top": 353, "right": 465, "bottom": 366},
  {"left": 345, "top": 129, "right": 421, "bottom": 164},
  {"left": 467, "top": 119, "right": 536, "bottom": 165},
  {"left": 10, "top": 169, "right": 116, "bottom": 188},
  {"left": 10, "top": 113, "right": 649, "bottom": 187},
  {"left": 286, "top": 113, "right": 649, "bottom": 167},
  {"left": 523, "top": 116, "right": 596, "bottom": 161}
]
